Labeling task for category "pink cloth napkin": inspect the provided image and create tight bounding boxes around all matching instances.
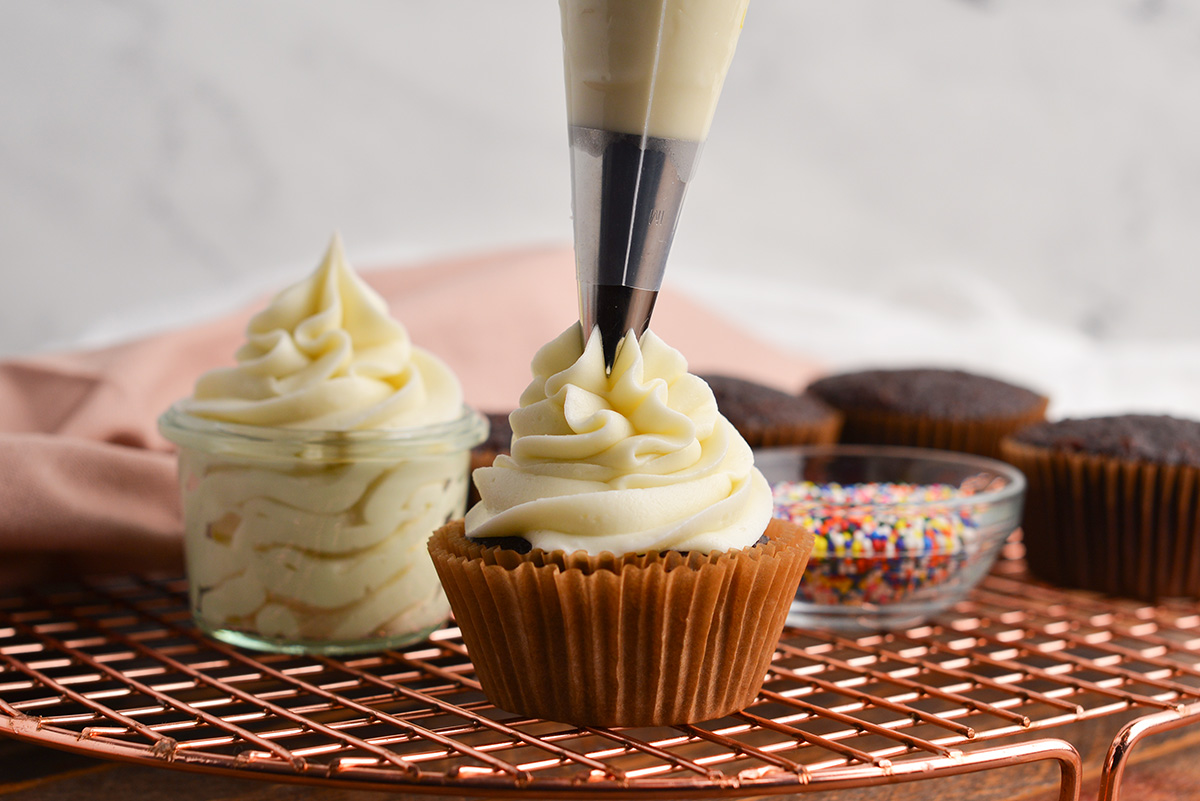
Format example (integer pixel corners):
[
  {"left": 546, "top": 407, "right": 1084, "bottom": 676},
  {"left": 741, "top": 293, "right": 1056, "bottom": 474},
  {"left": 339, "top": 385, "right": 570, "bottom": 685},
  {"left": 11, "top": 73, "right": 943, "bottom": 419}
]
[{"left": 0, "top": 247, "right": 820, "bottom": 588}]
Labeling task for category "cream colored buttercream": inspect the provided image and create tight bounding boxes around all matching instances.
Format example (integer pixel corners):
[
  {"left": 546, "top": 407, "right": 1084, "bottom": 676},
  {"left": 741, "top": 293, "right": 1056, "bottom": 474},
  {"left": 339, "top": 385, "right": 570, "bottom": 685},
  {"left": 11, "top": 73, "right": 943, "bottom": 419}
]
[
  {"left": 560, "top": 0, "right": 750, "bottom": 141},
  {"left": 173, "top": 235, "right": 470, "bottom": 646},
  {"left": 466, "top": 324, "right": 771, "bottom": 554},
  {"left": 180, "top": 448, "right": 468, "bottom": 643},
  {"left": 182, "top": 234, "right": 462, "bottom": 429}
]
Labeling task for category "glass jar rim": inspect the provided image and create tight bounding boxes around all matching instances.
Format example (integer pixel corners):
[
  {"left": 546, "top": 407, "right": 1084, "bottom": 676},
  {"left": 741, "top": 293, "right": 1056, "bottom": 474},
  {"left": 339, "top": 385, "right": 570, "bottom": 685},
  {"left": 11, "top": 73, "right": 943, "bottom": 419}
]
[
  {"left": 158, "top": 403, "right": 489, "bottom": 460},
  {"left": 753, "top": 443, "right": 1026, "bottom": 512}
]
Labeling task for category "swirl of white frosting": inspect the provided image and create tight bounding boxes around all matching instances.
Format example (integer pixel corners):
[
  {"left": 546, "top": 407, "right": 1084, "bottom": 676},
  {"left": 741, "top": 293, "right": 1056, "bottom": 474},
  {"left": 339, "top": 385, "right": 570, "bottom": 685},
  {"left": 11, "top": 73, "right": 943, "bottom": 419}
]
[
  {"left": 166, "top": 234, "right": 478, "bottom": 647},
  {"left": 465, "top": 324, "right": 772, "bottom": 555},
  {"left": 181, "top": 234, "right": 462, "bottom": 430},
  {"left": 180, "top": 448, "right": 468, "bottom": 643}
]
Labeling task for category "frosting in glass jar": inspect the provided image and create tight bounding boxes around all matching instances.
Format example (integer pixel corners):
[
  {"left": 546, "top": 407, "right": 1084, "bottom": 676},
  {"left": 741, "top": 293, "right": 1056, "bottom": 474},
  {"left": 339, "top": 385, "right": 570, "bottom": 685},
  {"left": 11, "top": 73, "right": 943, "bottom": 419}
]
[
  {"left": 164, "top": 235, "right": 480, "bottom": 651},
  {"left": 182, "top": 234, "right": 462, "bottom": 429}
]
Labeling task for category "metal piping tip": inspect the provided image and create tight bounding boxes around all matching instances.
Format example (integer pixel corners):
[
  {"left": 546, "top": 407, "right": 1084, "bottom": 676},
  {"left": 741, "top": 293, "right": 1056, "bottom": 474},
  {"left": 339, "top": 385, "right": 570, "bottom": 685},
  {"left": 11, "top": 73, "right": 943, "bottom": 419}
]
[
  {"left": 579, "top": 282, "right": 658, "bottom": 369},
  {"left": 570, "top": 127, "right": 701, "bottom": 370}
]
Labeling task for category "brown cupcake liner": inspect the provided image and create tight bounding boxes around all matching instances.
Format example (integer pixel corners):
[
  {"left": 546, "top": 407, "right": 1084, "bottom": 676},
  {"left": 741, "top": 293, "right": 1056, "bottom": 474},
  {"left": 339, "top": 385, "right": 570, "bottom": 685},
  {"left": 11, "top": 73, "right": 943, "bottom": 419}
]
[
  {"left": 837, "top": 398, "right": 1049, "bottom": 461},
  {"left": 427, "top": 518, "right": 814, "bottom": 727},
  {"left": 743, "top": 412, "right": 844, "bottom": 450},
  {"left": 999, "top": 438, "right": 1200, "bottom": 600}
]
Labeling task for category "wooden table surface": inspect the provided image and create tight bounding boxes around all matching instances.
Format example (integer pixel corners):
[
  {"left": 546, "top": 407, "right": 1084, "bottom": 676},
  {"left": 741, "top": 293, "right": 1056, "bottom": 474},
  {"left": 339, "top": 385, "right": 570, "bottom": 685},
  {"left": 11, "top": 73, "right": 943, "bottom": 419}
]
[{"left": 3, "top": 734, "right": 1199, "bottom": 801}]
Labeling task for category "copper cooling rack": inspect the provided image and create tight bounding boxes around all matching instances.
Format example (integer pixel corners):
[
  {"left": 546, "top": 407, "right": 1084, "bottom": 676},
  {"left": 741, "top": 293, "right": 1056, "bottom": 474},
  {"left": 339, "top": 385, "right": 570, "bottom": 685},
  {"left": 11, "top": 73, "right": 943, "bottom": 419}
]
[{"left": 2, "top": 566, "right": 1199, "bottom": 801}]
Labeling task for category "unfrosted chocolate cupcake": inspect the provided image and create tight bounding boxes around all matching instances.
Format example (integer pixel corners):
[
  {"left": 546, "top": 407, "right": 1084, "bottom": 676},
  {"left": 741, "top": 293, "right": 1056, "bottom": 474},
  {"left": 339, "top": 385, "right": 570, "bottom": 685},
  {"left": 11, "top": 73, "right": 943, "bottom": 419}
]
[
  {"left": 700, "top": 374, "right": 842, "bottom": 448},
  {"left": 806, "top": 368, "right": 1048, "bottom": 460},
  {"left": 471, "top": 412, "right": 513, "bottom": 470},
  {"left": 1001, "top": 415, "right": 1200, "bottom": 600}
]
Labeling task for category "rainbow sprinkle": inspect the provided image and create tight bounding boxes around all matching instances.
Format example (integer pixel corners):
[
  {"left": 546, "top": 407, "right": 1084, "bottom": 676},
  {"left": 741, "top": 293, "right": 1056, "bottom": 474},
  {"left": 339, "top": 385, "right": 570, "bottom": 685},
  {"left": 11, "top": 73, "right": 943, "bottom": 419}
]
[{"left": 771, "top": 481, "right": 980, "bottom": 606}]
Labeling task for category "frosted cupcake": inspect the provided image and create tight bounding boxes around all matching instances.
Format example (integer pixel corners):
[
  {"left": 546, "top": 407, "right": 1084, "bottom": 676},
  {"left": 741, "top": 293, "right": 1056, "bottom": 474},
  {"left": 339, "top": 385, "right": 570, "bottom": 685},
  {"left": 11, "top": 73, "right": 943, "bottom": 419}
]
[
  {"left": 428, "top": 324, "right": 813, "bottom": 727},
  {"left": 159, "top": 235, "right": 486, "bottom": 653}
]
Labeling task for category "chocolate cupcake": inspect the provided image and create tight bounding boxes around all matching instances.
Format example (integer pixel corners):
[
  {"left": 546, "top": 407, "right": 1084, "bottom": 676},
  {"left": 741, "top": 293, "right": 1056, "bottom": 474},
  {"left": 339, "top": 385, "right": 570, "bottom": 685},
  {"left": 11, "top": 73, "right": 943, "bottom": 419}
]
[
  {"left": 430, "top": 517, "right": 810, "bottom": 727},
  {"left": 471, "top": 411, "right": 513, "bottom": 471},
  {"left": 1001, "top": 415, "right": 1200, "bottom": 600},
  {"left": 806, "top": 368, "right": 1048, "bottom": 460},
  {"left": 700, "top": 374, "right": 842, "bottom": 448},
  {"left": 467, "top": 412, "right": 513, "bottom": 506},
  {"left": 429, "top": 325, "right": 814, "bottom": 727}
]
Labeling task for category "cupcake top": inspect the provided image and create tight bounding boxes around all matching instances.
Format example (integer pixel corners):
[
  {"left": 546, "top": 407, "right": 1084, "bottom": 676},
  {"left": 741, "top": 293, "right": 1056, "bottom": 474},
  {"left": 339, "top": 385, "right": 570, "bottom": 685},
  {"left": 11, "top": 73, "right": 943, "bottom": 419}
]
[
  {"left": 700, "top": 374, "right": 840, "bottom": 446},
  {"left": 1009, "top": 414, "right": 1200, "bottom": 467},
  {"left": 807, "top": 368, "right": 1045, "bottom": 420},
  {"left": 181, "top": 235, "right": 462, "bottom": 430},
  {"left": 465, "top": 324, "right": 772, "bottom": 555}
]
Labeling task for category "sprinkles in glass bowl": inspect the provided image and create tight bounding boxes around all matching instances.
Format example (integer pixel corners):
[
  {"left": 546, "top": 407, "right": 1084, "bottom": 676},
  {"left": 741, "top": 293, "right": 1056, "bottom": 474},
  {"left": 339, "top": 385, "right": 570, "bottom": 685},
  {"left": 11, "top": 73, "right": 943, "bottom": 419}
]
[{"left": 755, "top": 446, "right": 1025, "bottom": 631}]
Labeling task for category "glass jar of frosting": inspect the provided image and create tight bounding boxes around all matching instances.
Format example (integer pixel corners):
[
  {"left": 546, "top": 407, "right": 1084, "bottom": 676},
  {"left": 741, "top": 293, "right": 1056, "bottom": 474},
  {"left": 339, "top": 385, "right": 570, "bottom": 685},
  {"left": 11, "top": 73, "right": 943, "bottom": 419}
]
[{"left": 159, "top": 403, "right": 487, "bottom": 655}]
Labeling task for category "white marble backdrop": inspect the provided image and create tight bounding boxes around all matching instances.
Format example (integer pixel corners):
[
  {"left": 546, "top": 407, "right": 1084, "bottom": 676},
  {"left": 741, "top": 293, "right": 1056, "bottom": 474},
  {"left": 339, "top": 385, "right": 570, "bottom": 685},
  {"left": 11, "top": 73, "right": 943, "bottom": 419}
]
[{"left": 2, "top": 1, "right": 1199, "bottom": 416}]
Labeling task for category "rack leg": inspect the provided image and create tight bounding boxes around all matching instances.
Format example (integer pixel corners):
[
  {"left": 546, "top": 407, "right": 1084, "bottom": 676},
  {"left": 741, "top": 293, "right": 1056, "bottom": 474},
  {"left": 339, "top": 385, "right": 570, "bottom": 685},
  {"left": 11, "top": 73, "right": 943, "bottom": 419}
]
[
  {"left": 801, "top": 738, "right": 1082, "bottom": 800},
  {"left": 1098, "top": 702, "right": 1200, "bottom": 801}
]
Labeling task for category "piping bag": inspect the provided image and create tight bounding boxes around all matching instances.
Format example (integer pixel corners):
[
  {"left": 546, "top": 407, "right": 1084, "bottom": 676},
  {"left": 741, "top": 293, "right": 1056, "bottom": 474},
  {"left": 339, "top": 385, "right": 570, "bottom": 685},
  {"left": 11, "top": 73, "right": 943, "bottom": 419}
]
[{"left": 561, "top": 0, "right": 751, "bottom": 368}]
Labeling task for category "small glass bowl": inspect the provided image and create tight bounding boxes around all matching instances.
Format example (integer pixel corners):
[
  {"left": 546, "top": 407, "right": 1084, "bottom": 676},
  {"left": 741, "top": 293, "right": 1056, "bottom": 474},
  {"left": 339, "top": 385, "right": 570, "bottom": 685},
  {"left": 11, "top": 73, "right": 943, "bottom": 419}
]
[
  {"left": 754, "top": 444, "right": 1025, "bottom": 632},
  {"left": 159, "top": 404, "right": 488, "bottom": 654}
]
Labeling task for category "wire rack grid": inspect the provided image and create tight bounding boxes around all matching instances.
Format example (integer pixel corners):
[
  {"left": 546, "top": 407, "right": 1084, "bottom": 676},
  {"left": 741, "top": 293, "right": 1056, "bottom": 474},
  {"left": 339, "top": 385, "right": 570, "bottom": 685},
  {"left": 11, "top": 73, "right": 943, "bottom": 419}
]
[{"left": 1, "top": 568, "right": 1199, "bottom": 801}]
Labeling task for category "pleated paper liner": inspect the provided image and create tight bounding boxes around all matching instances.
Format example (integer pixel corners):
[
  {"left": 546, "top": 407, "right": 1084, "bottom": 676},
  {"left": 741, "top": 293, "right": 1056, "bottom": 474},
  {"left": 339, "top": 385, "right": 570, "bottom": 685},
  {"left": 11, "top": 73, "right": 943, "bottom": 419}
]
[
  {"left": 1000, "top": 438, "right": 1200, "bottom": 601},
  {"left": 836, "top": 398, "right": 1049, "bottom": 461},
  {"left": 427, "top": 518, "right": 814, "bottom": 727}
]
